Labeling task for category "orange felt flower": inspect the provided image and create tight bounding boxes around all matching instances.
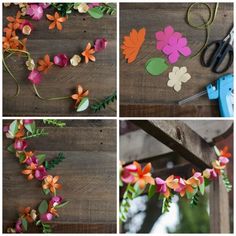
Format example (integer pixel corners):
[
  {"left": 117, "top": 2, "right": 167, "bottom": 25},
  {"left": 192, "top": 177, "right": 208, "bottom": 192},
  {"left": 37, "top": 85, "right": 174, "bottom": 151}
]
[
  {"left": 71, "top": 84, "right": 89, "bottom": 106},
  {"left": 220, "top": 146, "right": 231, "bottom": 158},
  {"left": 46, "top": 12, "right": 66, "bottom": 31},
  {"left": 133, "top": 161, "right": 155, "bottom": 189},
  {"left": 37, "top": 54, "right": 53, "bottom": 73},
  {"left": 2, "top": 27, "right": 20, "bottom": 50},
  {"left": 22, "top": 163, "right": 37, "bottom": 180},
  {"left": 15, "top": 123, "right": 25, "bottom": 139},
  {"left": 19, "top": 207, "right": 34, "bottom": 223},
  {"left": 121, "top": 28, "right": 146, "bottom": 63},
  {"left": 82, "top": 42, "right": 96, "bottom": 64},
  {"left": 6, "top": 11, "right": 24, "bottom": 30},
  {"left": 42, "top": 175, "right": 62, "bottom": 193}
]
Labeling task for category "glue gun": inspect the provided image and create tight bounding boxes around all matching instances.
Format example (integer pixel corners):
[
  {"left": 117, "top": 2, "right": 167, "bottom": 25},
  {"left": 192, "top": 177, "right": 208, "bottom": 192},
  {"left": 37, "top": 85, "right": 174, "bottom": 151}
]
[{"left": 178, "top": 74, "right": 234, "bottom": 117}]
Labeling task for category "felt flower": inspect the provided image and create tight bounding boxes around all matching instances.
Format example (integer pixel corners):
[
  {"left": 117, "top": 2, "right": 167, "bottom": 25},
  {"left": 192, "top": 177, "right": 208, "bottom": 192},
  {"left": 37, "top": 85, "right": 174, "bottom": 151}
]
[
  {"left": 121, "top": 164, "right": 138, "bottom": 184},
  {"left": 35, "top": 166, "right": 47, "bottom": 180},
  {"left": 42, "top": 175, "right": 62, "bottom": 193},
  {"left": 30, "top": 209, "right": 37, "bottom": 221},
  {"left": 203, "top": 168, "right": 217, "bottom": 179},
  {"left": 74, "top": 3, "right": 90, "bottom": 13},
  {"left": 19, "top": 207, "right": 34, "bottom": 223},
  {"left": 82, "top": 43, "right": 96, "bottom": 64},
  {"left": 94, "top": 38, "right": 108, "bottom": 52},
  {"left": 53, "top": 53, "right": 68, "bottom": 67},
  {"left": 25, "top": 58, "right": 35, "bottom": 71},
  {"left": 2, "top": 28, "right": 20, "bottom": 50},
  {"left": 212, "top": 160, "right": 226, "bottom": 175},
  {"left": 50, "top": 196, "right": 62, "bottom": 207},
  {"left": 132, "top": 161, "right": 155, "bottom": 189},
  {"left": 39, "top": 3, "right": 50, "bottom": 9},
  {"left": 23, "top": 119, "right": 34, "bottom": 124},
  {"left": 220, "top": 146, "right": 231, "bottom": 158},
  {"left": 14, "top": 139, "right": 28, "bottom": 151},
  {"left": 6, "top": 11, "right": 24, "bottom": 30},
  {"left": 40, "top": 213, "right": 53, "bottom": 222},
  {"left": 19, "top": 20, "right": 33, "bottom": 35},
  {"left": 155, "top": 25, "right": 182, "bottom": 51},
  {"left": 167, "top": 66, "right": 191, "bottom": 92},
  {"left": 25, "top": 155, "right": 38, "bottom": 165},
  {"left": 28, "top": 70, "right": 42, "bottom": 84},
  {"left": 70, "top": 55, "right": 81, "bottom": 66},
  {"left": 46, "top": 12, "right": 67, "bottom": 31},
  {"left": 191, "top": 172, "right": 204, "bottom": 186},
  {"left": 15, "top": 219, "right": 22, "bottom": 233},
  {"left": 26, "top": 4, "right": 44, "bottom": 20},
  {"left": 37, "top": 54, "right": 53, "bottom": 73},
  {"left": 71, "top": 84, "right": 89, "bottom": 106},
  {"left": 88, "top": 3, "right": 101, "bottom": 8},
  {"left": 163, "top": 36, "right": 191, "bottom": 64},
  {"left": 219, "top": 156, "right": 229, "bottom": 165},
  {"left": 22, "top": 163, "right": 37, "bottom": 180}
]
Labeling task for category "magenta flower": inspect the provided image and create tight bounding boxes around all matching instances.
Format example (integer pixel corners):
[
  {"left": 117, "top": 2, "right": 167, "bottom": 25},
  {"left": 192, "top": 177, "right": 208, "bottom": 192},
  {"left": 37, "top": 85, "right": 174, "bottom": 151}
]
[
  {"left": 40, "top": 213, "right": 53, "bottom": 222},
  {"left": 50, "top": 196, "right": 62, "bottom": 207},
  {"left": 203, "top": 168, "right": 218, "bottom": 179},
  {"left": 155, "top": 25, "right": 182, "bottom": 51},
  {"left": 94, "top": 38, "right": 107, "bottom": 52},
  {"left": 39, "top": 3, "right": 50, "bottom": 9},
  {"left": 15, "top": 219, "right": 22, "bottom": 233},
  {"left": 35, "top": 166, "right": 47, "bottom": 180},
  {"left": 3, "top": 125, "right": 9, "bottom": 132},
  {"left": 26, "top": 156, "right": 39, "bottom": 165},
  {"left": 121, "top": 164, "right": 137, "bottom": 183},
  {"left": 23, "top": 119, "right": 34, "bottom": 125},
  {"left": 28, "top": 70, "right": 42, "bottom": 85},
  {"left": 26, "top": 4, "right": 44, "bottom": 20},
  {"left": 88, "top": 3, "right": 101, "bottom": 8},
  {"left": 173, "top": 177, "right": 185, "bottom": 193},
  {"left": 163, "top": 36, "right": 192, "bottom": 64},
  {"left": 219, "top": 156, "right": 229, "bottom": 165},
  {"left": 14, "top": 139, "right": 28, "bottom": 151},
  {"left": 19, "top": 20, "right": 33, "bottom": 35},
  {"left": 53, "top": 53, "right": 68, "bottom": 67},
  {"left": 155, "top": 177, "right": 167, "bottom": 193}
]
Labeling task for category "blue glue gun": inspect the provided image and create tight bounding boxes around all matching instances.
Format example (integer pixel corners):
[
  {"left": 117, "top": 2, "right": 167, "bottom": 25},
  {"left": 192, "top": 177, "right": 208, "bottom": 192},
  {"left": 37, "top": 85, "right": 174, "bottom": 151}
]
[{"left": 178, "top": 73, "right": 234, "bottom": 117}]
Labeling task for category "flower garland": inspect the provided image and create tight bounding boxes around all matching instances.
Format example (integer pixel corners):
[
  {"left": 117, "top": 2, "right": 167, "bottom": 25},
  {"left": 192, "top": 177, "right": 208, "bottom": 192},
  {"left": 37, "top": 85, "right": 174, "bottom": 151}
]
[
  {"left": 3, "top": 3, "right": 116, "bottom": 113},
  {"left": 4, "top": 119, "right": 69, "bottom": 233},
  {"left": 119, "top": 146, "right": 232, "bottom": 222}
]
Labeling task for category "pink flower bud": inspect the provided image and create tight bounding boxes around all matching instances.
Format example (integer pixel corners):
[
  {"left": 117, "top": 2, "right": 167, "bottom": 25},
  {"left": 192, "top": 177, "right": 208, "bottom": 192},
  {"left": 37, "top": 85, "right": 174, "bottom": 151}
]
[
  {"left": 40, "top": 213, "right": 53, "bottom": 222},
  {"left": 54, "top": 54, "right": 68, "bottom": 67},
  {"left": 28, "top": 70, "right": 42, "bottom": 85},
  {"left": 94, "top": 38, "right": 107, "bottom": 52},
  {"left": 14, "top": 139, "right": 28, "bottom": 151}
]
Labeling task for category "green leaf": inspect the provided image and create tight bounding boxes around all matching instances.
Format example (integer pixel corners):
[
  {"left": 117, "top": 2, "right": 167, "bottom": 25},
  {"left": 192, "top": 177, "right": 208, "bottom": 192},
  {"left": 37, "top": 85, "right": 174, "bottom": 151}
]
[
  {"left": 21, "top": 218, "right": 28, "bottom": 231},
  {"left": 214, "top": 146, "right": 221, "bottom": 156},
  {"left": 43, "top": 188, "right": 50, "bottom": 195},
  {"left": 9, "top": 120, "right": 18, "bottom": 136},
  {"left": 36, "top": 220, "right": 41, "bottom": 226},
  {"left": 55, "top": 201, "right": 70, "bottom": 209},
  {"left": 186, "top": 187, "right": 198, "bottom": 199},
  {"left": 7, "top": 144, "right": 15, "bottom": 153},
  {"left": 148, "top": 184, "right": 156, "bottom": 200},
  {"left": 36, "top": 154, "right": 46, "bottom": 165},
  {"left": 133, "top": 182, "right": 144, "bottom": 197},
  {"left": 199, "top": 179, "right": 205, "bottom": 195},
  {"left": 38, "top": 200, "right": 48, "bottom": 214},
  {"left": 145, "top": 58, "right": 168, "bottom": 76},
  {"left": 88, "top": 7, "right": 104, "bottom": 19},
  {"left": 24, "top": 121, "right": 36, "bottom": 134},
  {"left": 18, "top": 152, "right": 26, "bottom": 163},
  {"left": 45, "top": 152, "right": 65, "bottom": 171},
  {"left": 77, "top": 97, "right": 89, "bottom": 112}
]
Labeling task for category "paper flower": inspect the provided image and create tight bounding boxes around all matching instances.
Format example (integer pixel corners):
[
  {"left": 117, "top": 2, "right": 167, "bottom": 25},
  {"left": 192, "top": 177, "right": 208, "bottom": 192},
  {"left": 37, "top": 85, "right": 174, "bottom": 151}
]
[
  {"left": 37, "top": 54, "right": 53, "bottom": 73},
  {"left": 167, "top": 66, "right": 191, "bottom": 92},
  {"left": 14, "top": 139, "right": 28, "bottom": 151},
  {"left": 71, "top": 84, "right": 89, "bottom": 106},
  {"left": 155, "top": 25, "right": 182, "bottom": 51},
  {"left": 35, "top": 166, "right": 47, "bottom": 180},
  {"left": 46, "top": 12, "right": 67, "bottom": 31},
  {"left": 70, "top": 55, "right": 81, "bottom": 66},
  {"left": 40, "top": 213, "right": 53, "bottom": 222},
  {"left": 53, "top": 53, "right": 68, "bottom": 67},
  {"left": 121, "top": 164, "right": 138, "bottom": 184},
  {"left": 28, "top": 70, "right": 42, "bottom": 84},
  {"left": 26, "top": 4, "right": 44, "bottom": 20},
  {"left": 6, "top": 11, "right": 24, "bottom": 30},
  {"left": 26, "top": 58, "right": 35, "bottom": 71},
  {"left": 42, "top": 175, "right": 62, "bottom": 193},
  {"left": 132, "top": 161, "right": 154, "bottom": 189},
  {"left": 73, "top": 3, "right": 89, "bottom": 13},
  {"left": 94, "top": 38, "right": 107, "bottom": 52},
  {"left": 82, "top": 42, "right": 96, "bottom": 63},
  {"left": 20, "top": 20, "right": 33, "bottom": 35},
  {"left": 163, "top": 36, "right": 191, "bottom": 64}
]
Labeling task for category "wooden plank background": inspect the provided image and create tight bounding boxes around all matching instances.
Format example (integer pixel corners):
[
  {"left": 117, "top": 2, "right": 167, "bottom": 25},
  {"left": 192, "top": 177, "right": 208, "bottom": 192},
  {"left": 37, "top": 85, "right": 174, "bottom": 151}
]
[
  {"left": 3, "top": 120, "right": 117, "bottom": 233},
  {"left": 3, "top": 5, "right": 116, "bottom": 116},
  {"left": 120, "top": 3, "right": 233, "bottom": 117}
]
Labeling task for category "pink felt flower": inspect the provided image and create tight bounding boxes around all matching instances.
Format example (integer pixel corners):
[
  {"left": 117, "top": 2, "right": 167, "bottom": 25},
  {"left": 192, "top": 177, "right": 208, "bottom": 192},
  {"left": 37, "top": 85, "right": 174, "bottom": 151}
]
[
  {"left": 192, "top": 172, "right": 204, "bottom": 185},
  {"left": 19, "top": 20, "right": 33, "bottom": 35},
  {"left": 53, "top": 53, "right": 68, "bottom": 67},
  {"left": 26, "top": 156, "right": 39, "bottom": 165},
  {"left": 23, "top": 119, "right": 34, "bottom": 125},
  {"left": 219, "top": 156, "right": 229, "bottom": 165},
  {"left": 163, "top": 36, "right": 192, "bottom": 64},
  {"left": 94, "top": 38, "right": 107, "bottom": 52},
  {"left": 155, "top": 25, "right": 182, "bottom": 51},
  {"left": 155, "top": 177, "right": 167, "bottom": 193},
  {"left": 203, "top": 168, "right": 218, "bottom": 179},
  {"left": 121, "top": 164, "right": 138, "bottom": 183},
  {"left": 15, "top": 219, "right": 22, "bottom": 233},
  {"left": 14, "top": 139, "right": 28, "bottom": 151},
  {"left": 50, "top": 196, "right": 62, "bottom": 207},
  {"left": 26, "top": 4, "right": 44, "bottom": 20},
  {"left": 39, "top": 3, "right": 50, "bottom": 9},
  {"left": 88, "top": 3, "right": 101, "bottom": 8},
  {"left": 35, "top": 166, "right": 47, "bottom": 180},
  {"left": 40, "top": 213, "right": 53, "bottom": 222},
  {"left": 173, "top": 177, "right": 185, "bottom": 193},
  {"left": 28, "top": 70, "right": 42, "bottom": 84}
]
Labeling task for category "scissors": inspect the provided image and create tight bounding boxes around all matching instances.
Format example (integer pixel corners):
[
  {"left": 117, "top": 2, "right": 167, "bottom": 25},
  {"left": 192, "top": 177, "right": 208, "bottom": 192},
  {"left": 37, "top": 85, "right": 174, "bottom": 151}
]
[{"left": 200, "top": 25, "right": 234, "bottom": 74}]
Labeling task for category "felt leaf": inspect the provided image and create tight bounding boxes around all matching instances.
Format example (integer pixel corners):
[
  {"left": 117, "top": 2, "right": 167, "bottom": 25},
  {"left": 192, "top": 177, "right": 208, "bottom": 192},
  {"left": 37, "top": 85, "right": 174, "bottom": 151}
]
[
  {"left": 36, "top": 154, "right": 46, "bottom": 165},
  {"left": 77, "top": 97, "right": 89, "bottom": 112},
  {"left": 18, "top": 153, "right": 26, "bottom": 163},
  {"left": 24, "top": 121, "right": 36, "bottom": 134},
  {"left": 7, "top": 144, "right": 15, "bottom": 153},
  {"left": 133, "top": 182, "right": 144, "bottom": 197},
  {"left": 214, "top": 146, "right": 221, "bottom": 156},
  {"left": 21, "top": 218, "right": 28, "bottom": 231},
  {"left": 148, "top": 184, "right": 156, "bottom": 200},
  {"left": 88, "top": 7, "right": 103, "bottom": 19},
  {"left": 43, "top": 188, "right": 50, "bottom": 195},
  {"left": 145, "top": 58, "right": 168, "bottom": 76},
  {"left": 54, "top": 201, "right": 69, "bottom": 209},
  {"left": 9, "top": 120, "right": 18, "bottom": 136},
  {"left": 186, "top": 188, "right": 198, "bottom": 199},
  {"left": 36, "top": 220, "right": 41, "bottom": 226},
  {"left": 38, "top": 200, "right": 48, "bottom": 214},
  {"left": 199, "top": 179, "right": 205, "bottom": 195}
]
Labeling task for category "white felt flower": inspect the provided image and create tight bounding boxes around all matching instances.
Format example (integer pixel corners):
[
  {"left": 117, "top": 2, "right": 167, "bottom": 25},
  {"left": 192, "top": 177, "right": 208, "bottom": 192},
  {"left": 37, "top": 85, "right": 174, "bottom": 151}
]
[{"left": 167, "top": 66, "right": 191, "bottom": 92}]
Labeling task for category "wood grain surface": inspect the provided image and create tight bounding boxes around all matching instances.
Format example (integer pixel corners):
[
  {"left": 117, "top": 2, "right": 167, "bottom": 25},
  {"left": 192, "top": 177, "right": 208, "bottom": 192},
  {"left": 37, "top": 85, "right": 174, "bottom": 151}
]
[
  {"left": 120, "top": 3, "right": 233, "bottom": 117},
  {"left": 3, "top": 120, "right": 117, "bottom": 233},
  {"left": 3, "top": 5, "right": 116, "bottom": 116}
]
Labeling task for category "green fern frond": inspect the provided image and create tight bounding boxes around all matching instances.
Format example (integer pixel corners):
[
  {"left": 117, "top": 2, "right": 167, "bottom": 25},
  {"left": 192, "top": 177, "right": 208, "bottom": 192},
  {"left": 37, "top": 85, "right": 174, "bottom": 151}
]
[
  {"left": 97, "top": 4, "right": 116, "bottom": 15},
  {"left": 221, "top": 170, "right": 232, "bottom": 192},
  {"left": 162, "top": 195, "right": 173, "bottom": 213},
  {"left": 43, "top": 119, "right": 66, "bottom": 127},
  {"left": 45, "top": 153, "right": 65, "bottom": 171},
  {"left": 23, "top": 128, "right": 48, "bottom": 139},
  {"left": 190, "top": 191, "right": 200, "bottom": 207}
]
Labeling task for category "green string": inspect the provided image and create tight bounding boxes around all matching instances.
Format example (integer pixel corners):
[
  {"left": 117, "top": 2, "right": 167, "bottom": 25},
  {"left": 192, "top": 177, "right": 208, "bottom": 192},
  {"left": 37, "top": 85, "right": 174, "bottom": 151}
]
[{"left": 186, "top": 3, "right": 219, "bottom": 58}]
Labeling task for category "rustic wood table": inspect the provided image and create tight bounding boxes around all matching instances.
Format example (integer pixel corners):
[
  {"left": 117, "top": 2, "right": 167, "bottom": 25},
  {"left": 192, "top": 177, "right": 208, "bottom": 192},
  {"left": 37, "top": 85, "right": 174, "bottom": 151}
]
[
  {"left": 120, "top": 3, "right": 233, "bottom": 117},
  {"left": 3, "top": 5, "right": 116, "bottom": 116},
  {"left": 3, "top": 120, "right": 117, "bottom": 233}
]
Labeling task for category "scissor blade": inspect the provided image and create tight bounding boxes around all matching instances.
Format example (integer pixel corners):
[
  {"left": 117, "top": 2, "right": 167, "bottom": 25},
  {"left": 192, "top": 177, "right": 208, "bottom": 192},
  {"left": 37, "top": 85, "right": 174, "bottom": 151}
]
[{"left": 178, "top": 90, "right": 207, "bottom": 105}]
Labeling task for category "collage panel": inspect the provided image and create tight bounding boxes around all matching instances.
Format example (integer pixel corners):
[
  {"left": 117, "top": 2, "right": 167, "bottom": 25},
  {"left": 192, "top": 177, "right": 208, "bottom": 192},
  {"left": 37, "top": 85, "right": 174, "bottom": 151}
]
[
  {"left": 3, "top": 119, "right": 117, "bottom": 233},
  {"left": 3, "top": 3, "right": 117, "bottom": 116},
  {"left": 119, "top": 120, "right": 233, "bottom": 233},
  {"left": 120, "top": 3, "right": 233, "bottom": 117}
]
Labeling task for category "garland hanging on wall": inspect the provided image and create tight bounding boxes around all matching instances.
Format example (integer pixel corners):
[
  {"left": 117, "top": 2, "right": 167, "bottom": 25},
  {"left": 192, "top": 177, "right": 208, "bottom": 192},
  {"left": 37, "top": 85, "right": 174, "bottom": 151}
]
[
  {"left": 4, "top": 119, "right": 69, "bottom": 233},
  {"left": 119, "top": 146, "right": 232, "bottom": 222}
]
